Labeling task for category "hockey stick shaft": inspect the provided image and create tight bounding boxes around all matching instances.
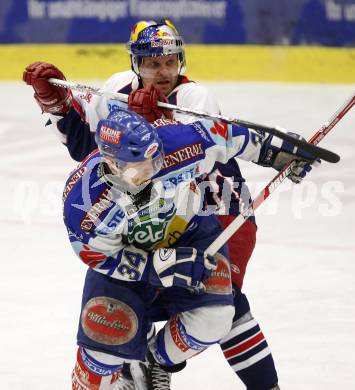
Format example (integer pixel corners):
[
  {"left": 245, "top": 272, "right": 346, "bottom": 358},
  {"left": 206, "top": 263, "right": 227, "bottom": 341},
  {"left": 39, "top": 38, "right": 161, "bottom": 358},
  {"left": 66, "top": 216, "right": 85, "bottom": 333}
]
[
  {"left": 205, "top": 93, "right": 354, "bottom": 256},
  {"left": 48, "top": 78, "right": 340, "bottom": 163}
]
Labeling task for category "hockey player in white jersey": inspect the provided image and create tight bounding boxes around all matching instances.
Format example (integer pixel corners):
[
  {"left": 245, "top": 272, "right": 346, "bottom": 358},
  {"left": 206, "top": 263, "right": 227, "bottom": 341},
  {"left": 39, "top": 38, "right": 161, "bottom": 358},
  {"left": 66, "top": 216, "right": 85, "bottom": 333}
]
[
  {"left": 23, "top": 19, "right": 318, "bottom": 390},
  {"left": 62, "top": 107, "right": 317, "bottom": 389}
]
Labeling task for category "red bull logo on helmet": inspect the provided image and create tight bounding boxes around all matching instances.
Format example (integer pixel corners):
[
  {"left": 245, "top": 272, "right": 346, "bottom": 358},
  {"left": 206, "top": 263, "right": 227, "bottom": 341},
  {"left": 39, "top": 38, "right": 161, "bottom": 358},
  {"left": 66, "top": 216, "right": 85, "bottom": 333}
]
[
  {"left": 151, "top": 30, "right": 170, "bottom": 38},
  {"left": 99, "top": 125, "right": 121, "bottom": 145},
  {"left": 151, "top": 39, "right": 174, "bottom": 48}
]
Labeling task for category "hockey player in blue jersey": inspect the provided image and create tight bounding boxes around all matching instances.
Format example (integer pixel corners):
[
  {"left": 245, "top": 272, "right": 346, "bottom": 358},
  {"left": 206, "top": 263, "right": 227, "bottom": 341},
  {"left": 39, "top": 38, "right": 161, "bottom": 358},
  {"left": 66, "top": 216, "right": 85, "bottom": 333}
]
[
  {"left": 23, "top": 19, "right": 319, "bottom": 390},
  {"left": 62, "top": 107, "right": 317, "bottom": 390}
]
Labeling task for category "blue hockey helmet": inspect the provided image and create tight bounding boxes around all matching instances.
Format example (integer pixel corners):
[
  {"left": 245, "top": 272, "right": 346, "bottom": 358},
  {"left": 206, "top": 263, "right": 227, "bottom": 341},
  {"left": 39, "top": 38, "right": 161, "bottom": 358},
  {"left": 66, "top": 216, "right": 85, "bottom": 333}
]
[
  {"left": 127, "top": 19, "right": 186, "bottom": 76},
  {"left": 96, "top": 108, "right": 164, "bottom": 194}
]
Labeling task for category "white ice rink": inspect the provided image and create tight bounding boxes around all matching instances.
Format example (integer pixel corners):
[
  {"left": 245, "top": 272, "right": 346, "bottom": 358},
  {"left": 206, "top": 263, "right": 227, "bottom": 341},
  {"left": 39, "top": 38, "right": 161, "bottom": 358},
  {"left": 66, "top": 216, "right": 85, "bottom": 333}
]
[{"left": 1, "top": 81, "right": 354, "bottom": 389}]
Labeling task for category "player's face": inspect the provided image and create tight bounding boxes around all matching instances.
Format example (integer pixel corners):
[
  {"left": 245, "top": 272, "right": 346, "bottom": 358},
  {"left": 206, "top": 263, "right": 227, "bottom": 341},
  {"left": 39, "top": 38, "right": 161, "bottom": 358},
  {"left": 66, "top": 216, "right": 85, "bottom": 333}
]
[
  {"left": 106, "top": 157, "right": 155, "bottom": 187},
  {"left": 104, "top": 156, "right": 160, "bottom": 195},
  {"left": 139, "top": 55, "right": 179, "bottom": 96}
]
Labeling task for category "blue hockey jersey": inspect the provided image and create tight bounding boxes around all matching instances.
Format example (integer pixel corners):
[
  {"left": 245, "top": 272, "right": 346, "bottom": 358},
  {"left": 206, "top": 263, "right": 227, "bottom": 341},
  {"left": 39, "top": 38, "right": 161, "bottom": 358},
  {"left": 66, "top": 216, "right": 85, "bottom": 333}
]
[{"left": 63, "top": 117, "right": 265, "bottom": 283}]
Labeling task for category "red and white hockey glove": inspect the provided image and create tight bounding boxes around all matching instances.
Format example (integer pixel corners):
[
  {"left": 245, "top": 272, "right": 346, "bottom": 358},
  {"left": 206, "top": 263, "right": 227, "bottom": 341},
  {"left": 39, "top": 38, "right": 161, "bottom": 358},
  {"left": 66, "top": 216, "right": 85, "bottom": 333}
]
[
  {"left": 23, "top": 61, "right": 72, "bottom": 115},
  {"left": 128, "top": 84, "right": 173, "bottom": 123}
]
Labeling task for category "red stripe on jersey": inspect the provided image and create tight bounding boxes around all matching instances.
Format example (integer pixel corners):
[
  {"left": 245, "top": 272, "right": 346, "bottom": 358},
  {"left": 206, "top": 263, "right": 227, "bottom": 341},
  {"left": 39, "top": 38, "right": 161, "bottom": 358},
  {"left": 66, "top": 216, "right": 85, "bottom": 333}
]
[
  {"left": 80, "top": 148, "right": 99, "bottom": 166},
  {"left": 72, "top": 97, "right": 87, "bottom": 121},
  {"left": 223, "top": 331, "right": 265, "bottom": 359}
]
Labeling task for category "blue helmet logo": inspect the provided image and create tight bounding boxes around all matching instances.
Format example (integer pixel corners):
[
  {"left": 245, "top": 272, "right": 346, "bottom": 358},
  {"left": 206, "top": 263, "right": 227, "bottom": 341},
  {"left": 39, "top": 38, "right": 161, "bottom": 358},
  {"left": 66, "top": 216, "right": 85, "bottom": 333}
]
[
  {"left": 95, "top": 108, "right": 165, "bottom": 194},
  {"left": 96, "top": 108, "right": 163, "bottom": 163}
]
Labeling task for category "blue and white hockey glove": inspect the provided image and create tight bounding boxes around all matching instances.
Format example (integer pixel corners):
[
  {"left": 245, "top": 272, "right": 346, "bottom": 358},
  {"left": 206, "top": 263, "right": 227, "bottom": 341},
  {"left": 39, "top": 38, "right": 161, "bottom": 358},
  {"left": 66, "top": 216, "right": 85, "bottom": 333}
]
[
  {"left": 258, "top": 132, "right": 321, "bottom": 183},
  {"left": 149, "top": 247, "right": 217, "bottom": 291}
]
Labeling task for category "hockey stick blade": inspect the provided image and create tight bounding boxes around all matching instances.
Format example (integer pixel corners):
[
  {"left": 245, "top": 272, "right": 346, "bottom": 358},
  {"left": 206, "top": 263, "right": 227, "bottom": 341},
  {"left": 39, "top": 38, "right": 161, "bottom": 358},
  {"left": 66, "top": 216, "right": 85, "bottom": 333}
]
[
  {"left": 48, "top": 78, "right": 340, "bottom": 163},
  {"left": 266, "top": 126, "right": 340, "bottom": 163}
]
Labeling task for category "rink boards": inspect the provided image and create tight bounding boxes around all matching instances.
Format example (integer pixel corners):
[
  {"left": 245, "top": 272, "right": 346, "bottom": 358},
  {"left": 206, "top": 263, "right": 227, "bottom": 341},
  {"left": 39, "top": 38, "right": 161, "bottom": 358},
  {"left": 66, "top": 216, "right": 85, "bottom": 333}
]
[{"left": 1, "top": 44, "right": 355, "bottom": 83}]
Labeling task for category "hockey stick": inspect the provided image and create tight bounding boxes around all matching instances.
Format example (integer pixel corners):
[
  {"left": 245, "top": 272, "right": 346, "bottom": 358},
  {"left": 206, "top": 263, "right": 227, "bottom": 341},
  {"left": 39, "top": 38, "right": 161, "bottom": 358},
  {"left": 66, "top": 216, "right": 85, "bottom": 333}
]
[
  {"left": 48, "top": 78, "right": 340, "bottom": 164},
  {"left": 205, "top": 93, "right": 354, "bottom": 256}
]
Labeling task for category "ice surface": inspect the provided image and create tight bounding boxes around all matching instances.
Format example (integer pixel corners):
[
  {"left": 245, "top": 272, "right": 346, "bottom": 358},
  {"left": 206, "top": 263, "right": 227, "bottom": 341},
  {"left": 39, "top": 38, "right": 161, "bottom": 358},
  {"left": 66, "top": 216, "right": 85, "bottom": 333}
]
[{"left": 0, "top": 81, "right": 354, "bottom": 389}]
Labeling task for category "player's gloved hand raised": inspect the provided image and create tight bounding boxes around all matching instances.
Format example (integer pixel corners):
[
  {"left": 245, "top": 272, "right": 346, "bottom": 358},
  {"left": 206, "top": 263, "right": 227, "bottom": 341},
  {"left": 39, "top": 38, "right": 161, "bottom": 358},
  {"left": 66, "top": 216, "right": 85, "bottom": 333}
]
[
  {"left": 149, "top": 247, "right": 217, "bottom": 292},
  {"left": 23, "top": 61, "right": 72, "bottom": 115},
  {"left": 128, "top": 84, "right": 173, "bottom": 123},
  {"left": 259, "top": 131, "right": 321, "bottom": 183}
]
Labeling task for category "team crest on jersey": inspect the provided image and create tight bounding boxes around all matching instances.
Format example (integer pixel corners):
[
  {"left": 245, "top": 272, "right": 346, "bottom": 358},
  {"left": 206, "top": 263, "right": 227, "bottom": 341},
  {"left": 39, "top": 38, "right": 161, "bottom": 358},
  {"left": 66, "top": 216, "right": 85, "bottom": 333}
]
[
  {"left": 210, "top": 121, "right": 229, "bottom": 140},
  {"left": 202, "top": 119, "right": 232, "bottom": 146},
  {"left": 127, "top": 198, "right": 176, "bottom": 249},
  {"left": 204, "top": 253, "right": 232, "bottom": 295},
  {"left": 81, "top": 297, "right": 138, "bottom": 345}
]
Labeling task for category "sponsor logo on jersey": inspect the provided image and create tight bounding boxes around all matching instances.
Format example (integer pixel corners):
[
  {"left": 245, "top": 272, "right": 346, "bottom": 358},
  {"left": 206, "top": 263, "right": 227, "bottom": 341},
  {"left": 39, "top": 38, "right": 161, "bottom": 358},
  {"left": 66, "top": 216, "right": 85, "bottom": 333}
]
[
  {"left": 154, "top": 215, "right": 189, "bottom": 249},
  {"left": 152, "top": 118, "right": 178, "bottom": 128},
  {"left": 191, "top": 122, "right": 212, "bottom": 142},
  {"left": 63, "top": 166, "right": 87, "bottom": 202},
  {"left": 81, "top": 297, "right": 138, "bottom": 346},
  {"left": 137, "top": 197, "right": 172, "bottom": 220},
  {"left": 81, "top": 188, "right": 113, "bottom": 232},
  {"left": 204, "top": 253, "right": 232, "bottom": 295},
  {"left": 127, "top": 198, "right": 176, "bottom": 249},
  {"left": 128, "top": 213, "right": 175, "bottom": 248},
  {"left": 99, "top": 125, "right": 121, "bottom": 144},
  {"left": 95, "top": 207, "right": 126, "bottom": 235},
  {"left": 162, "top": 164, "right": 200, "bottom": 188},
  {"left": 162, "top": 142, "right": 203, "bottom": 170}
]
